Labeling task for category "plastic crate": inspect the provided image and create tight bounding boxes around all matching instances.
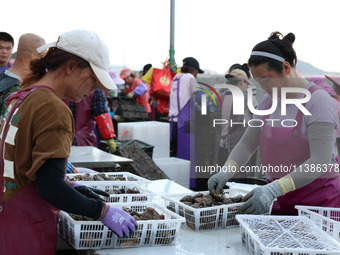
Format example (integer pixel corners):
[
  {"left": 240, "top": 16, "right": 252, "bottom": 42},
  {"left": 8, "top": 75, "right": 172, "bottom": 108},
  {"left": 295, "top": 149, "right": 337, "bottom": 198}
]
[
  {"left": 57, "top": 202, "right": 185, "bottom": 250},
  {"left": 296, "top": 205, "right": 340, "bottom": 242},
  {"left": 119, "top": 98, "right": 148, "bottom": 121},
  {"left": 80, "top": 182, "right": 155, "bottom": 203},
  {"left": 66, "top": 172, "right": 151, "bottom": 187},
  {"left": 236, "top": 215, "right": 340, "bottom": 255},
  {"left": 162, "top": 188, "right": 248, "bottom": 231},
  {"left": 115, "top": 139, "right": 154, "bottom": 158}
]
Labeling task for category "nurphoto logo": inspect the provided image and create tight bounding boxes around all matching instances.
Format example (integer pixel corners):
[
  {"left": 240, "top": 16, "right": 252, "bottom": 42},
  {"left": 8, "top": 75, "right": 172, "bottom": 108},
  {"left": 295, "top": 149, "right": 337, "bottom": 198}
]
[{"left": 199, "top": 83, "right": 312, "bottom": 128}]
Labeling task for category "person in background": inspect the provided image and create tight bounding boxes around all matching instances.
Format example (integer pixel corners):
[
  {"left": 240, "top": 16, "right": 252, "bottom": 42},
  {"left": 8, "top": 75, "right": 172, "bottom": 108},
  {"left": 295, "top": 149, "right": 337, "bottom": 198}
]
[
  {"left": 138, "top": 63, "right": 151, "bottom": 78},
  {"left": 120, "top": 68, "right": 151, "bottom": 115},
  {"left": 141, "top": 63, "right": 159, "bottom": 121},
  {"left": 109, "top": 68, "right": 125, "bottom": 91},
  {"left": 63, "top": 86, "right": 117, "bottom": 153},
  {"left": 214, "top": 69, "right": 256, "bottom": 167},
  {"left": 142, "top": 63, "right": 152, "bottom": 76},
  {"left": 327, "top": 75, "right": 340, "bottom": 102},
  {"left": 0, "top": 32, "right": 14, "bottom": 74},
  {"left": 107, "top": 68, "right": 125, "bottom": 131},
  {"left": 0, "top": 33, "right": 45, "bottom": 119},
  {"left": 208, "top": 31, "right": 340, "bottom": 215},
  {"left": 169, "top": 57, "right": 204, "bottom": 160},
  {"left": 142, "top": 63, "right": 171, "bottom": 122},
  {"left": 228, "top": 62, "right": 260, "bottom": 100},
  {"left": 0, "top": 29, "right": 137, "bottom": 254}
]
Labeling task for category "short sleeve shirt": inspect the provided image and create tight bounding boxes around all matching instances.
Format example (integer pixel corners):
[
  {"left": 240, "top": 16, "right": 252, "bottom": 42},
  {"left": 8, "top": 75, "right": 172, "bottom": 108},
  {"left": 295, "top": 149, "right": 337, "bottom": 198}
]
[{"left": 1, "top": 86, "right": 74, "bottom": 201}]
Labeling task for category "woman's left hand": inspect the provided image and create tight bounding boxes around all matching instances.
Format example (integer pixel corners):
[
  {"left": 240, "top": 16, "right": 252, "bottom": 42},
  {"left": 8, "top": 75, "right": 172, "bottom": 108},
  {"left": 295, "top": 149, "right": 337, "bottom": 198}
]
[{"left": 238, "top": 181, "right": 283, "bottom": 214}]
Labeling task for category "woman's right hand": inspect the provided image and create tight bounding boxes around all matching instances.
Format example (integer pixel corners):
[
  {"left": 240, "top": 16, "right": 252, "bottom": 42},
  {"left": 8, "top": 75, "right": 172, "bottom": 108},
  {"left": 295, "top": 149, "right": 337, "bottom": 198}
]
[
  {"left": 208, "top": 161, "right": 238, "bottom": 194},
  {"left": 100, "top": 204, "right": 138, "bottom": 237},
  {"left": 207, "top": 171, "right": 230, "bottom": 195}
]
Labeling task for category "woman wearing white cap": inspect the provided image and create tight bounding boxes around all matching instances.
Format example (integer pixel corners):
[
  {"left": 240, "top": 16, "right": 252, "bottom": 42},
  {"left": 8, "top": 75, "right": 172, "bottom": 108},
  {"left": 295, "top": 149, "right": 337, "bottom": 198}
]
[
  {"left": 209, "top": 31, "right": 340, "bottom": 215},
  {"left": 0, "top": 30, "right": 137, "bottom": 254}
]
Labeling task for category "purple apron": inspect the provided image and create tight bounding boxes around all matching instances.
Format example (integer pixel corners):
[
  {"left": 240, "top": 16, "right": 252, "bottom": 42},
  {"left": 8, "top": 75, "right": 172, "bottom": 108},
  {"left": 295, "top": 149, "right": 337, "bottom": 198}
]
[
  {"left": 170, "top": 75, "right": 191, "bottom": 160},
  {"left": 259, "top": 85, "right": 340, "bottom": 215},
  {"left": 63, "top": 92, "right": 97, "bottom": 146},
  {"left": 1, "top": 86, "right": 59, "bottom": 254}
]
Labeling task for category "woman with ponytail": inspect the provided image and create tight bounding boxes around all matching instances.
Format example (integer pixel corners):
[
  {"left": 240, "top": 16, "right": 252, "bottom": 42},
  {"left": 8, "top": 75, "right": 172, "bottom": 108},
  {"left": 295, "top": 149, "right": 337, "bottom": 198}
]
[
  {"left": 209, "top": 32, "right": 340, "bottom": 215},
  {"left": 0, "top": 30, "right": 137, "bottom": 254}
]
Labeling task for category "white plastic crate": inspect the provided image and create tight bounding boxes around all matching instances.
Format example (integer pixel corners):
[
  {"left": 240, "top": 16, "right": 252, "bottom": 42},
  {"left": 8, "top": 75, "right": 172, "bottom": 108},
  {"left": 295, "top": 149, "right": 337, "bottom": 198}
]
[
  {"left": 118, "top": 121, "right": 170, "bottom": 158},
  {"left": 58, "top": 202, "right": 185, "bottom": 250},
  {"left": 162, "top": 188, "right": 248, "bottom": 231},
  {"left": 296, "top": 205, "right": 340, "bottom": 242},
  {"left": 236, "top": 215, "right": 340, "bottom": 255},
  {"left": 67, "top": 172, "right": 151, "bottom": 187},
  {"left": 81, "top": 182, "right": 155, "bottom": 203},
  {"left": 153, "top": 157, "right": 190, "bottom": 188}
]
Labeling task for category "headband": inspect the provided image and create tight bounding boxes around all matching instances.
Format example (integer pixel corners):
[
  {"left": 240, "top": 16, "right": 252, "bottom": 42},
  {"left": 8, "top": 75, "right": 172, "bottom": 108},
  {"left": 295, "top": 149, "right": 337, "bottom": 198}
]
[{"left": 251, "top": 51, "right": 285, "bottom": 62}]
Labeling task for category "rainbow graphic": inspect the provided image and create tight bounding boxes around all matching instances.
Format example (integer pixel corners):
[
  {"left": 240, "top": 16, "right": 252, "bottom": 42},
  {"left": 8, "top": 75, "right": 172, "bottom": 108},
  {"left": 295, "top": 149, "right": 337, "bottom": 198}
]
[{"left": 197, "top": 82, "right": 222, "bottom": 106}]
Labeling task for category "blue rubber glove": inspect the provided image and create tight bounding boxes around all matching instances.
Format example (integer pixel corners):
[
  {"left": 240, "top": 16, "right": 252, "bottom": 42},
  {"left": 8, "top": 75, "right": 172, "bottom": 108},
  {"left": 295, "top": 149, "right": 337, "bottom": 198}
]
[
  {"left": 238, "top": 181, "right": 284, "bottom": 214},
  {"left": 67, "top": 162, "right": 75, "bottom": 173},
  {"left": 100, "top": 203, "right": 138, "bottom": 237}
]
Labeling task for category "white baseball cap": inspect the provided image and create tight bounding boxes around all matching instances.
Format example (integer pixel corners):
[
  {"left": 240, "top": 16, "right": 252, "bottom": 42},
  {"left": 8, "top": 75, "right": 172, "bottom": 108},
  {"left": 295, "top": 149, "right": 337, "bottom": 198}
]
[{"left": 37, "top": 29, "right": 117, "bottom": 91}]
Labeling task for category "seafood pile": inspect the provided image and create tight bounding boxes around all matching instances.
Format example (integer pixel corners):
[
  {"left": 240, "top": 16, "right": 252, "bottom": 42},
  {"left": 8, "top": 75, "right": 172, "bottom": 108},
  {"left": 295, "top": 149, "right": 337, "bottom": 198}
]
[
  {"left": 123, "top": 207, "right": 165, "bottom": 220},
  {"left": 67, "top": 173, "right": 136, "bottom": 181},
  {"left": 166, "top": 192, "right": 245, "bottom": 231},
  {"left": 178, "top": 193, "right": 244, "bottom": 208},
  {"left": 104, "top": 186, "right": 151, "bottom": 203},
  {"left": 69, "top": 207, "right": 163, "bottom": 222},
  {"left": 66, "top": 207, "right": 176, "bottom": 247},
  {"left": 106, "top": 187, "right": 140, "bottom": 194}
]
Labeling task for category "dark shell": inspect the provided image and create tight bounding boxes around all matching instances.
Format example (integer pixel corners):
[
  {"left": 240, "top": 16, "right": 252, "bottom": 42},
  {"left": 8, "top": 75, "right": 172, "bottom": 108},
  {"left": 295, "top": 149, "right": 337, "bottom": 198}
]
[
  {"left": 180, "top": 195, "right": 195, "bottom": 203},
  {"left": 193, "top": 193, "right": 204, "bottom": 199},
  {"left": 202, "top": 195, "right": 214, "bottom": 206}
]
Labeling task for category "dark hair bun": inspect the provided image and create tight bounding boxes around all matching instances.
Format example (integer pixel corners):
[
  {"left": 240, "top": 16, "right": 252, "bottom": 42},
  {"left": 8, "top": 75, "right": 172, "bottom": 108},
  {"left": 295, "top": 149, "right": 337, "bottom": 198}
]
[{"left": 283, "top": 33, "right": 295, "bottom": 45}]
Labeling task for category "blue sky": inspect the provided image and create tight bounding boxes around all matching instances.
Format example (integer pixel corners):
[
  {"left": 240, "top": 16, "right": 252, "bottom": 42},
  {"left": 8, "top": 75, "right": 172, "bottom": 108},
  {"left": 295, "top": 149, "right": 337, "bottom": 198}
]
[{"left": 3, "top": 0, "right": 340, "bottom": 74}]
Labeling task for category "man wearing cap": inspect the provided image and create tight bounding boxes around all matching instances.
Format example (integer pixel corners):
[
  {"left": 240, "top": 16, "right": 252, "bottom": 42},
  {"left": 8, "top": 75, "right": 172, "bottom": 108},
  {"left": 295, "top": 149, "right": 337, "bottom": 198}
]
[{"left": 169, "top": 57, "right": 204, "bottom": 163}]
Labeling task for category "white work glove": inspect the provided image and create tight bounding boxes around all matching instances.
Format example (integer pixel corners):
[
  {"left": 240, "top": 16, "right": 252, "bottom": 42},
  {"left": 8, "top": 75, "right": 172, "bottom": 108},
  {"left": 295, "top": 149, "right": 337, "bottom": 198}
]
[
  {"left": 239, "top": 181, "right": 284, "bottom": 214},
  {"left": 208, "top": 161, "right": 238, "bottom": 194},
  {"left": 127, "top": 92, "right": 134, "bottom": 98}
]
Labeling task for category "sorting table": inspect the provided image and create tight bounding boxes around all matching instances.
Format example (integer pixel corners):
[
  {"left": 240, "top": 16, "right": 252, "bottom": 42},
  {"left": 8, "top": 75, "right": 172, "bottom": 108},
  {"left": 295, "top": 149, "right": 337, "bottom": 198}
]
[
  {"left": 68, "top": 146, "right": 133, "bottom": 169},
  {"left": 88, "top": 180, "right": 249, "bottom": 255}
]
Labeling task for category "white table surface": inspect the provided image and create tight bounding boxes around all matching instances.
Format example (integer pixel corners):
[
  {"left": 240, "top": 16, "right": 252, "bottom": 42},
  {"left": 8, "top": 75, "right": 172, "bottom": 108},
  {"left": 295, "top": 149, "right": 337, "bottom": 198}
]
[
  {"left": 90, "top": 180, "right": 250, "bottom": 255},
  {"left": 92, "top": 226, "right": 247, "bottom": 255},
  {"left": 68, "top": 146, "right": 133, "bottom": 168}
]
